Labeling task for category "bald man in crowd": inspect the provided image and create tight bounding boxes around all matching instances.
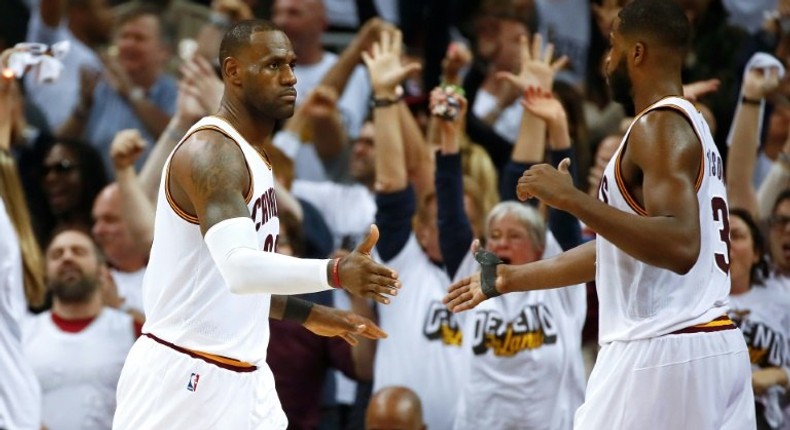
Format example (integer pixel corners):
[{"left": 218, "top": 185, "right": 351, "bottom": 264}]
[{"left": 365, "top": 386, "right": 426, "bottom": 430}]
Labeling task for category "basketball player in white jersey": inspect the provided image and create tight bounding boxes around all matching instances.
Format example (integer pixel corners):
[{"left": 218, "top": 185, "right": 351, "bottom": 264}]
[
  {"left": 444, "top": 1, "right": 755, "bottom": 428},
  {"left": 113, "top": 20, "right": 400, "bottom": 429}
]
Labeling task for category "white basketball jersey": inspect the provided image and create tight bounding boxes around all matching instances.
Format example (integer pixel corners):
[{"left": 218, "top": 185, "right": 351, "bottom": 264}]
[
  {"left": 596, "top": 97, "right": 730, "bottom": 343},
  {"left": 142, "top": 116, "right": 280, "bottom": 364}
]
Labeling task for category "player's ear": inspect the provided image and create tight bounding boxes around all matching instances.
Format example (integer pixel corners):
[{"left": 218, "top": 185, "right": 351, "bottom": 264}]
[
  {"left": 632, "top": 42, "right": 645, "bottom": 67},
  {"left": 222, "top": 57, "right": 243, "bottom": 87}
]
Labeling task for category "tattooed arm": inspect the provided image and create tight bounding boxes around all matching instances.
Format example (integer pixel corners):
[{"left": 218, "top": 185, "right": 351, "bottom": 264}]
[
  {"left": 168, "top": 130, "right": 251, "bottom": 234},
  {"left": 167, "top": 130, "right": 400, "bottom": 302}
]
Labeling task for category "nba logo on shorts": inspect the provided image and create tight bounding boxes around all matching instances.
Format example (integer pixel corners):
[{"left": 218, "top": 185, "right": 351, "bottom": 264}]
[{"left": 187, "top": 373, "right": 200, "bottom": 392}]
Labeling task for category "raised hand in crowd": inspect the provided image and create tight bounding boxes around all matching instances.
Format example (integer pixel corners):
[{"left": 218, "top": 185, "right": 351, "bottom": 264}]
[
  {"left": 743, "top": 67, "right": 781, "bottom": 102},
  {"left": 179, "top": 54, "right": 223, "bottom": 116},
  {"left": 353, "top": 17, "right": 397, "bottom": 58},
  {"left": 101, "top": 52, "right": 136, "bottom": 100},
  {"left": 429, "top": 85, "right": 467, "bottom": 155},
  {"left": 482, "top": 33, "right": 568, "bottom": 127},
  {"left": 362, "top": 28, "right": 421, "bottom": 193},
  {"left": 111, "top": 129, "right": 148, "bottom": 173},
  {"left": 211, "top": 0, "right": 254, "bottom": 22},
  {"left": 497, "top": 33, "right": 569, "bottom": 93},
  {"left": 727, "top": 62, "right": 783, "bottom": 218},
  {"left": 136, "top": 56, "right": 222, "bottom": 202},
  {"left": 591, "top": 0, "right": 626, "bottom": 37},
  {"left": 301, "top": 85, "right": 341, "bottom": 122},
  {"left": 521, "top": 86, "right": 572, "bottom": 151},
  {"left": 441, "top": 42, "right": 472, "bottom": 86},
  {"left": 362, "top": 29, "right": 422, "bottom": 101},
  {"left": 283, "top": 85, "right": 345, "bottom": 158},
  {"left": 75, "top": 67, "right": 101, "bottom": 118},
  {"left": 109, "top": 129, "right": 155, "bottom": 256}
]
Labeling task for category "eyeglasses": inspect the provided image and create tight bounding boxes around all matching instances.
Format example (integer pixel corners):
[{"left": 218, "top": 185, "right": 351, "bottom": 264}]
[
  {"left": 770, "top": 215, "right": 790, "bottom": 229},
  {"left": 43, "top": 159, "right": 77, "bottom": 175}
]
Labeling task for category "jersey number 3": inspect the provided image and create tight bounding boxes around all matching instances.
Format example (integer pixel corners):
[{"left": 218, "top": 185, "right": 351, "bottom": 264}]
[{"left": 711, "top": 196, "right": 730, "bottom": 273}]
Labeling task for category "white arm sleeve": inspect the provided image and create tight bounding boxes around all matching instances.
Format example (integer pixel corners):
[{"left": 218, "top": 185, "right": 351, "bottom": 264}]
[{"left": 204, "top": 217, "right": 333, "bottom": 295}]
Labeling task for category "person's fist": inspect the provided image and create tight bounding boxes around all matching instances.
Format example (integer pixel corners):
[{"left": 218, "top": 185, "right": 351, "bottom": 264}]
[{"left": 110, "top": 129, "right": 147, "bottom": 171}]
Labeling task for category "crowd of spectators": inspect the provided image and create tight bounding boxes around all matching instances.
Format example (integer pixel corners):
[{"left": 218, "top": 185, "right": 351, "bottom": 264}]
[{"left": 1, "top": 0, "right": 789, "bottom": 429}]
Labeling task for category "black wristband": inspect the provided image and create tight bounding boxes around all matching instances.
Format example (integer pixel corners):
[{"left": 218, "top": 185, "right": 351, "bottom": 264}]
[
  {"left": 741, "top": 96, "right": 761, "bottom": 106},
  {"left": 370, "top": 96, "right": 400, "bottom": 108},
  {"left": 475, "top": 249, "right": 504, "bottom": 299},
  {"left": 282, "top": 297, "right": 314, "bottom": 323}
]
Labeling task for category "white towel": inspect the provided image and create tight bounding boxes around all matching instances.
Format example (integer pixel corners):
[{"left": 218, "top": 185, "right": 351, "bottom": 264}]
[
  {"left": 8, "top": 40, "right": 69, "bottom": 84},
  {"left": 726, "top": 52, "right": 786, "bottom": 147}
]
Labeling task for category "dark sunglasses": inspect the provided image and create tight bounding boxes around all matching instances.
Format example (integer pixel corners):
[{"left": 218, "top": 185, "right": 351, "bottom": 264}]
[
  {"left": 43, "top": 159, "right": 77, "bottom": 175},
  {"left": 770, "top": 215, "right": 790, "bottom": 229}
]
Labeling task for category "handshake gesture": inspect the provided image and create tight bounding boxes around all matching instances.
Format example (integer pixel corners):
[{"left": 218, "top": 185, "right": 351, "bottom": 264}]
[{"left": 332, "top": 225, "right": 401, "bottom": 305}]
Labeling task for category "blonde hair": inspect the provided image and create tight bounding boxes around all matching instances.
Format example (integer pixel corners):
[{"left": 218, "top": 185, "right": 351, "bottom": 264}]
[
  {"left": 0, "top": 150, "right": 46, "bottom": 307},
  {"left": 414, "top": 175, "right": 487, "bottom": 240}
]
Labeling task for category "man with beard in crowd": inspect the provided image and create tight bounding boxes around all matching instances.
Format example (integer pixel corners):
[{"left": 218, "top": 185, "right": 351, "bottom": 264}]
[{"left": 23, "top": 229, "right": 137, "bottom": 430}]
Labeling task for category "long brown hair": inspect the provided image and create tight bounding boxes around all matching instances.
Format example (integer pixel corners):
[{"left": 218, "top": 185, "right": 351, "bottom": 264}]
[{"left": 0, "top": 149, "right": 46, "bottom": 307}]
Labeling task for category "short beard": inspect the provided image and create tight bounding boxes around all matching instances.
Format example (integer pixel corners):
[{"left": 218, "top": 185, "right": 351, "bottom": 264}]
[
  {"left": 607, "top": 58, "right": 636, "bottom": 116},
  {"left": 49, "top": 275, "right": 98, "bottom": 304}
]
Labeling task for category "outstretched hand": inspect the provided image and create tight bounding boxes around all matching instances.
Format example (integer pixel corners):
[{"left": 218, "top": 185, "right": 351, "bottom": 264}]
[
  {"left": 338, "top": 225, "right": 400, "bottom": 305},
  {"left": 443, "top": 240, "right": 489, "bottom": 312},
  {"left": 303, "top": 304, "right": 387, "bottom": 346},
  {"left": 443, "top": 272, "right": 486, "bottom": 313}
]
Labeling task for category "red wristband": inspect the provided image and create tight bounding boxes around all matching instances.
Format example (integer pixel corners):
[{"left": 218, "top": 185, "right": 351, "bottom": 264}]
[{"left": 332, "top": 258, "right": 342, "bottom": 289}]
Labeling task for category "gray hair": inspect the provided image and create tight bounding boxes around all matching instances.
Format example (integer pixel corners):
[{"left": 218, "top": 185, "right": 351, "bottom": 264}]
[{"left": 485, "top": 201, "right": 546, "bottom": 252}]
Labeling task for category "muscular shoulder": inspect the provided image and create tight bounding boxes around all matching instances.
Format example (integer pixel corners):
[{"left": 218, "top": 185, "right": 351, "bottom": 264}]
[
  {"left": 628, "top": 107, "right": 700, "bottom": 174},
  {"left": 170, "top": 129, "right": 249, "bottom": 196}
]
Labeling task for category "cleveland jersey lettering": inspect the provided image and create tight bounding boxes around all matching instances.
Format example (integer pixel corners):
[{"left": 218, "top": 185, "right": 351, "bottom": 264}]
[{"left": 251, "top": 187, "right": 278, "bottom": 231}]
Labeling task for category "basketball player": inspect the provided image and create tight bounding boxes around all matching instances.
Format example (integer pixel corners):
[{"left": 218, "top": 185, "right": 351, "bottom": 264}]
[
  {"left": 444, "top": 1, "right": 755, "bottom": 428},
  {"left": 113, "top": 20, "right": 400, "bottom": 429}
]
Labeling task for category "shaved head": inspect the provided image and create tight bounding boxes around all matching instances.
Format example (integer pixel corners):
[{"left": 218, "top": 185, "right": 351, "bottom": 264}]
[{"left": 366, "top": 386, "right": 425, "bottom": 430}]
